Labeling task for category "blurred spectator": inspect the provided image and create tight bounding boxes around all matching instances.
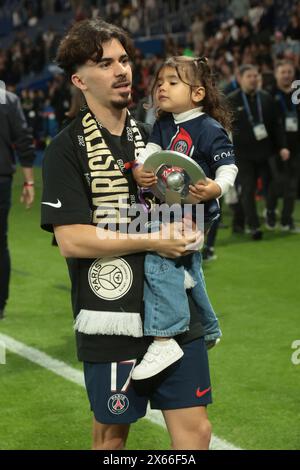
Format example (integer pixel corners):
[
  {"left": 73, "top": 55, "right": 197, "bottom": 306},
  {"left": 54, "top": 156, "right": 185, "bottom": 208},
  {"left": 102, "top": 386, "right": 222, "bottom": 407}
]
[
  {"left": 164, "top": 34, "right": 178, "bottom": 56},
  {"left": 105, "top": 0, "right": 121, "bottom": 22},
  {"left": 286, "top": 13, "right": 300, "bottom": 41},
  {"left": 248, "top": 2, "right": 264, "bottom": 31},
  {"left": 190, "top": 14, "right": 205, "bottom": 53},
  {"left": 218, "top": 62, "right": 239, "bottom": 94},
  {"left": 0, "top": 89, "right": 35, "bottom": 320},
  {"left": 64, "top": 85, "right": 85, "bottom": 121},
  {"left": 43, "top": 27, "right": 56, "bottom": 63},
  {"left": 228, "top": 64, "right": 289, "bottom": 240},
  {"left": 266, "top": 60, "right": 300, "bottom": 232},
  {"left": 44, "top": 0, "right": 56, "bottom": 14},
  {"left": 272, "top": 31, "right": 287, "bottom": 57},
  {"left": 122, "top": 7, "right": 141, "bottom": 36},
  {"left": 258, "top": 0, "right": 275, "bottom": 37},
  {"left": 144, "top": 0, "right": 157, "bottom": 26},
  {"left": 48, "top": 74, "right": 71, "bottom": 129},
  {"left": 12, "top": 7, "right": 23, "bottom": 29},
  {"left": 229, "top": 0, "right": 250, "bottom": 21}
]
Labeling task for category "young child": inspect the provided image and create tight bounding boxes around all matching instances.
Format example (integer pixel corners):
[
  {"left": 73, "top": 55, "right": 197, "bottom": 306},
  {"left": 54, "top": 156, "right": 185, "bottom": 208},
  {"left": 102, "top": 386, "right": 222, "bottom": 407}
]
[{"left": 131, "top": 56, "right": 238, "bottom": 380}]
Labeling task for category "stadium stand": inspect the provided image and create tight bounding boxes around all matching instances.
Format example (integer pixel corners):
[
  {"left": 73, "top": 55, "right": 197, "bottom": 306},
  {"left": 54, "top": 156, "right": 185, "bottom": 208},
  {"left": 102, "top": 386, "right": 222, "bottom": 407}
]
[{"left": 0, "top": 0, "right": 299, "bottom": 189}]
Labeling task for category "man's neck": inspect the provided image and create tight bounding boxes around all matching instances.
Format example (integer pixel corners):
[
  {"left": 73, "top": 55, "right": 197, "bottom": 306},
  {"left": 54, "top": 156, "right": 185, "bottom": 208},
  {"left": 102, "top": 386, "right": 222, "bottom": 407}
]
[
  {"left": 277, "top": 83, "right": 292, "bottom": 94},
  {"left": 86, "top": 99, "right": 127, "bottom": 136}
]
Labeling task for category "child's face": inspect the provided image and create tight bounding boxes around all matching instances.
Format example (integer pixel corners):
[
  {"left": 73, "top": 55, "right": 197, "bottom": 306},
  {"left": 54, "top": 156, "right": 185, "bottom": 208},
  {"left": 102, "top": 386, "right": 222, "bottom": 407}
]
[{"left": 155, "top": 66, "right": 198, "bottom": 114}]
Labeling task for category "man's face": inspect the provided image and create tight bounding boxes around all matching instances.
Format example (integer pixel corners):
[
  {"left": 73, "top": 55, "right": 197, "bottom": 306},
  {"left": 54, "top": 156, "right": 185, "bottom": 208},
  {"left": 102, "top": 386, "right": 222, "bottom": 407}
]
[
  {"left": 74, "top": 38, "right": 132, "bottom": 110},
  {"left": 240, "top": 69, "right": 259, "bottom": 94},
  {"left": 276, "top": 64, "right": 295, "bottom": 89}
]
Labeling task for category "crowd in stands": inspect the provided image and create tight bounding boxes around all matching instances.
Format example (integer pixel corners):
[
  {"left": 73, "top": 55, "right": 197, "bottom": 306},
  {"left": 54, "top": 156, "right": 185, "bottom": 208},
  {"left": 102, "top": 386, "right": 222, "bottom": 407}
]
[
  {"left": 1, "top": 0, "right": 300, "bottom": 89},
  {"left": 0, "top": 0, "right": 300, "bottom": 248}
]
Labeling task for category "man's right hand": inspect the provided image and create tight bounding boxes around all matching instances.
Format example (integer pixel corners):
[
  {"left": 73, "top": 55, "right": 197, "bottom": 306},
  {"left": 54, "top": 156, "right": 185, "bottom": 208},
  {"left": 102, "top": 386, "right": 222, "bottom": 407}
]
[{"left": 152, "top": 222, "right": 202, "bottom": 259}]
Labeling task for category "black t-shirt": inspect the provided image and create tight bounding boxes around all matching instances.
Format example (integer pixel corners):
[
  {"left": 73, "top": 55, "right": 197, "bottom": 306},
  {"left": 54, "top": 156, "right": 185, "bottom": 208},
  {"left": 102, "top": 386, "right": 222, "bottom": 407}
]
[
  {"left": 273, "top": 88, "right": 300, "bottom": 153},
  {"left": 228, "top": 89, "right": 286, "bottom": 160},
  {"left": 41, "top": 112, "right": 204, "bottom": 363}
]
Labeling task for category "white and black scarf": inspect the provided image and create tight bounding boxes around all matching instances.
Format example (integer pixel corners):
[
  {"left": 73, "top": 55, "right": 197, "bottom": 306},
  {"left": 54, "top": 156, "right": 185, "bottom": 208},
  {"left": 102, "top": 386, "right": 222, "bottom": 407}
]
[{"left": 72, "top": 107, "right": 148, "bottom": 338}]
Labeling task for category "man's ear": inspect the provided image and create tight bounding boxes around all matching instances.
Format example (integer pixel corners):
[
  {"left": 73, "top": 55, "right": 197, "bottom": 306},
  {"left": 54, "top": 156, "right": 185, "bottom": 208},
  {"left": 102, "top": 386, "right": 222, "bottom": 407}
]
[
  {"left": 71, "top": 73, "right": 87, "bottom": 91},
  {"left": 192, "top": 86, "right": 205, "bottom": 103}
]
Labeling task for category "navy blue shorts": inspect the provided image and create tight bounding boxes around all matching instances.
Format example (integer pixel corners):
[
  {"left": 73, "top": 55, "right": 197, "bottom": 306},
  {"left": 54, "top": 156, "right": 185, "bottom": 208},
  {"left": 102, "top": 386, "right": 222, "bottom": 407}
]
[{"left": 83, "top": 337, "right": 212, "bottom": 424}]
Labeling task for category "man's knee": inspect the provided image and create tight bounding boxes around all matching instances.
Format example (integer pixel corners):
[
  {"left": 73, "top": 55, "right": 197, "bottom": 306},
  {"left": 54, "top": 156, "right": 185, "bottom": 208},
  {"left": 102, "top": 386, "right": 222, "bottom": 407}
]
[
  {"left": 171, "top": 418, "right": 212, "bottom": 450},
  {"left": 198, "top": 419, "right": 212, "bottom": 444},
  {"left": 193, "top": 418, "right": 212, "bottom": 448}
]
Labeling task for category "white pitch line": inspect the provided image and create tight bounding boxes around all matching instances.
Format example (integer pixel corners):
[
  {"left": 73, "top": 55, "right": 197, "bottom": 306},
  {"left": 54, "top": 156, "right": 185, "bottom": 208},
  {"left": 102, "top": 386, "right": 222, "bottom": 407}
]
[
  {"left": 0, "top": 332, "right": 85, "bottom": 387},
  {"left": 0, "top": 333, "right": 241, "bottom": 450}
]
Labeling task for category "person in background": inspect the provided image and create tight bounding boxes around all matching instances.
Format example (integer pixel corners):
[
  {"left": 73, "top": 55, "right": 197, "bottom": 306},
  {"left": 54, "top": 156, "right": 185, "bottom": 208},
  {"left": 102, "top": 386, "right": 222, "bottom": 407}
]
[
  {"left": 0, "top": 88, "right": 35, "bottom": 319},
  {"left": 266, "top": 60, "right": 300, "bottom": 232},
  {"left": 227, "top": 64, "right": 289, "bottom": 240}
]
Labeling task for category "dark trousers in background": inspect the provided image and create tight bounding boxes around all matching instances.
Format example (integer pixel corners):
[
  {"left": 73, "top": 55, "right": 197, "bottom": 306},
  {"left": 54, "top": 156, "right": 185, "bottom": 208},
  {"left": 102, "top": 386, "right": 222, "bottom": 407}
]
[
  {"left": 266, "top": 153, "right": 300, "bottom": 226},
  {"left": 206, "top": 214, "right": 220, "bottom": 249},
  {"left": 0, "top": 177, "right": 12, "bottom": 310},
  {"left": 237, "top": 158, "right": 271, "bottom": 230}
]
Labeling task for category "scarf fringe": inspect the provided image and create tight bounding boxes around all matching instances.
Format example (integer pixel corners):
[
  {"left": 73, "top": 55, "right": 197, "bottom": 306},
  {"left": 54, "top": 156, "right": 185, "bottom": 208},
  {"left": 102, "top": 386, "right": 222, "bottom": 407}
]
[
  {"left": 184, "top": 270, "right": 196, "bottom": 289},
  {"left": 74, "top": 309, "right": 143, "bottom": 337}
]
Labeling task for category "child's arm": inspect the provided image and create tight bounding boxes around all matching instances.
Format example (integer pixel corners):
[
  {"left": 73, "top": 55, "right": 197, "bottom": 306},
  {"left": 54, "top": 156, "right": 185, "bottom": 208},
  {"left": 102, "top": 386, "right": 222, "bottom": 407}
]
[{"left": 190, "top": 122, "right": 238, "bottom": 201}]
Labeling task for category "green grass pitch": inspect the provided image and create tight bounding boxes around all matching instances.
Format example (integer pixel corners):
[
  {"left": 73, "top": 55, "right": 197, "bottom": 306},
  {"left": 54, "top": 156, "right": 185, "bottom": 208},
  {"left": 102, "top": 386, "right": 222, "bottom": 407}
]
[{"left": 0, "top": 168, "right": 299, "bottom": 450}]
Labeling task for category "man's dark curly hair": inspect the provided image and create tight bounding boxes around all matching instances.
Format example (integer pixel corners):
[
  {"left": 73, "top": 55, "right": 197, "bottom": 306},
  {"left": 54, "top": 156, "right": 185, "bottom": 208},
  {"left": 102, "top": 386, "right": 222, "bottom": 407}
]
[{"left": 56, "top": 19, "right": 135, "bottom": 80}]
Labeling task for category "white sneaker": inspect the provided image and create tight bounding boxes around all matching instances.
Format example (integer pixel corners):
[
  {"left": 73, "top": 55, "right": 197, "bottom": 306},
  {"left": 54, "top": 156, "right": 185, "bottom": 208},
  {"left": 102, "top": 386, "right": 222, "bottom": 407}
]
[{"left": 131, "top": 339, "right": 184, "bottom": 380}]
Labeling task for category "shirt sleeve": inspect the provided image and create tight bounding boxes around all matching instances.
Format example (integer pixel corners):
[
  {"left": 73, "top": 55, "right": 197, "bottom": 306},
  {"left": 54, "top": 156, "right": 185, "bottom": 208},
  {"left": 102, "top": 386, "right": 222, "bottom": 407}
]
[
  {"left": 41, "top": 133, "right": 91, "bottom": 233},
  {"left": 137, "top": 142, "right": 162, "bottom": 164},
  {"left": 215, "top": 164, "right": 238, "bottom": 196},
  {"left": 206, "top": 124, "right": 236, "bottom": 172}
]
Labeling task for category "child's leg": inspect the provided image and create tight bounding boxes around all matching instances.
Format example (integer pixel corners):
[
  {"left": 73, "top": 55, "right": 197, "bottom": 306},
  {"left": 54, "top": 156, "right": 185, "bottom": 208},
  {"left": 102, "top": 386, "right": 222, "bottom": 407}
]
[
  {"left": 186, "top": 252, "right": 222, "bottom": 344},
  {"left": 132, "top": 253, "right": 189, "bottom": 380},
  {"left": 143, "top": 253, "right": 190, "bottom": 337}
]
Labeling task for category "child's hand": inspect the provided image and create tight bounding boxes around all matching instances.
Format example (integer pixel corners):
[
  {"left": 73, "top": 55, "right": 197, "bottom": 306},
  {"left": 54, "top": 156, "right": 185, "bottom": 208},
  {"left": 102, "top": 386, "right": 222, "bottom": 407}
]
[
  {"left": 189, "top": 178, "right": 221, "bottom": 202},
  {"left": 133, "top": 164, "right": 157, "bottom": 188}
]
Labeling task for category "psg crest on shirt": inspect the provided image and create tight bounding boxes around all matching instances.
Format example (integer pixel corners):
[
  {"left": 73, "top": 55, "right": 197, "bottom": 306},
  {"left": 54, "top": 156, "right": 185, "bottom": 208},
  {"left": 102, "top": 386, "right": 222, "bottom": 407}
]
[{"left": 143, "top": 150, "right": 206, "bottom": 205}]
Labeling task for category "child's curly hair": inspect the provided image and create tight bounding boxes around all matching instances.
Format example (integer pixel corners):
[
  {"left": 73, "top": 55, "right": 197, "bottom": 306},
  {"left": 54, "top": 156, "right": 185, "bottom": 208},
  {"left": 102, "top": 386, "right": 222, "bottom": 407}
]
[{"left": 151, "top": 56, "right": 233, "bottom": 132}]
